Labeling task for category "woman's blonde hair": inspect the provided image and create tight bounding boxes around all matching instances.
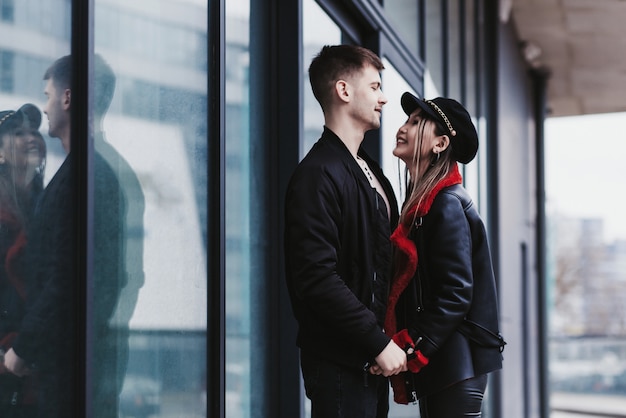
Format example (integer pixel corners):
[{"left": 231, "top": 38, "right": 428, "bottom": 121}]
[{"left": 399, "top": 113, "right": 455, "bottom": 227}]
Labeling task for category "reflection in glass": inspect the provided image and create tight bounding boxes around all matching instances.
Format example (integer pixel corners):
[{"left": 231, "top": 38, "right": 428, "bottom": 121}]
[
  {"left": 0, "top": 7, "right": 74, "bottom": 417},
  {"left": 0, "top": 103, "right": 46, "bottom": 417},
  {"left": 91, "top": 53, "right": 143, "bottom": 417},
  {"left": 93, "top": 1, "right": 208, "bottom": 417},
  {"left": 225, "top": 0, "right": 251, "bottom": 416}
]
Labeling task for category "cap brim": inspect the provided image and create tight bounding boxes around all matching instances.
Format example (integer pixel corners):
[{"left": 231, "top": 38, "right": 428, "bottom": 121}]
[{"left": 400, "top": 92, "right": 440, "bottom": 122}]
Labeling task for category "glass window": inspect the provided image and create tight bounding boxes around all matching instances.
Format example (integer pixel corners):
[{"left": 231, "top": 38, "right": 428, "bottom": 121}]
[
  {"left": 0, "top": 1, "right": 76, "bottom": 416},
  {"left": 0, "top": 50, "right": 14, "bottom": 92},
  {"left": 424, "top": 0, "right": 444, "bottom": 95},
  {"left": 89, "top": 1, "right": 209, "bottom": 417},
  {"left": 0, "top": 0, "right": 13, "bottom": 22},
  {"left": 302, "top": 0, "right": 341, "bottom": 158},
  {"left": 384, "top": 0, "right": 420, "bottom": 58},
  {"left": 225, "top": 0, "right": 252, "bottom": 416},
  {"left": 460, "top": 0, "right": 481, "bottom": 205},
  {"left": 546, "top": 115, "right": 626, "bottom": 415},
  {"left": 448, "top": 0, "right": 462, "bottom": 100}
]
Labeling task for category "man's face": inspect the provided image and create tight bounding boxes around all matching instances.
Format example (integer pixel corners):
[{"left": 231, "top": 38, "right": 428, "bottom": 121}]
[
  {"left": 347, "top": 64, "right": 388, "bottom": 131},
  {"left": 43, "top": 78, "right": 69, "bottom": 139}
]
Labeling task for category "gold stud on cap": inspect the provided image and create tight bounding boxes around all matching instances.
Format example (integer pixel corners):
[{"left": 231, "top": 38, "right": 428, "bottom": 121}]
[
  {"left": 424, "top": 100, "right": 456, "bottom": 136},
  {"left": 0, "top": 111, "right": 15, "bottom": 128}
]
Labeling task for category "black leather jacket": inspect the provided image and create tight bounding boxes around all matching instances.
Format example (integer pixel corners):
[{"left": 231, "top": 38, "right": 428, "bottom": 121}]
[
  {"left": 396, "top": 184, "right": 503, "bottom": 399},
  {"left": 284, "top": 127, "right": 399, "bottom": 370}
]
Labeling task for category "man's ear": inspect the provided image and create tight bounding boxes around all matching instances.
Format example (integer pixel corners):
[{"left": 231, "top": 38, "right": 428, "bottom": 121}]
[
  {"left": 63, "top": 88, "right": 71, "bottom": 110},
  {"left": 0, "top": 151, "right": 6, "bottom": 164},
  {"left": 334, "top": 79, "right": 351, "bottom": 104}
]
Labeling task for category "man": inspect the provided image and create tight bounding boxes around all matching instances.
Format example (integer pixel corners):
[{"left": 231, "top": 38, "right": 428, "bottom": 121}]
[
  {"left": 284, "top": 45, "right": 406, "bottom": 418},
  {"left": 4, "top": 54, "right": 128, "bottom": 418}
]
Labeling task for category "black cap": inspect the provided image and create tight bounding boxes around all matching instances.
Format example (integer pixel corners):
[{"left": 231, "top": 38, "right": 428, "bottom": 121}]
[
  {"left": 400, "top": 92, "right": 479, "bottom": 164},
  {"left": 0, "top": 103, "right": 42, "bottom": 134}
]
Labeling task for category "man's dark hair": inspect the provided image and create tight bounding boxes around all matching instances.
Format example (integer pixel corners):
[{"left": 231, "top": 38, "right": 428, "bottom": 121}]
[
  {"left": 43, "top": 54, "right": 116, "bottom": 116},
  {"left": 93, "top": 54, "right": 116, "bottom": 116},
  {"left": 43, "top": 54, "right": 72, "bottom": 91},
  {"left": 308, "top": 44, "right": 384, "bottom": 112}
]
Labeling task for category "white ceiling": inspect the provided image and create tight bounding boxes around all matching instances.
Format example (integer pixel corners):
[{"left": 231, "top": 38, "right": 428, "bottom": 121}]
[{"left": 510, "top": 0, "right": 626, "bottom": 117}]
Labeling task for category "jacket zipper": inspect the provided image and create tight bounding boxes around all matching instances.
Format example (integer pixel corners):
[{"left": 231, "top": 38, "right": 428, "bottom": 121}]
[
  {"left": 415, "top": 271, "right": 424, "bottom": 313},
  {"left": 414, "top": 217, "right": 424, "bottom": 312},
  {"left": 371, "top": 190, "right": 381, "bottom": 307},
  {"left": 372, "top": 271, "right": 377, "bottom": 305}
]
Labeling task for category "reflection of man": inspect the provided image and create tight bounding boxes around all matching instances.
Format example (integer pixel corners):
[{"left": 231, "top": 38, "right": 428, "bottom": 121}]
[
  {"left": 92, "top": 54, "right": 145, "bottom": 418},
  {"left": 3, "top": 54, "right": 140, "bottom": 417}
]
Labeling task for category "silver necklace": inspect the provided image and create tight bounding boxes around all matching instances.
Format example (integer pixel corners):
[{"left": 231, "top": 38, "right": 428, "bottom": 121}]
[{"left": 356, "top": 156, "right": 374, "bottom": 182}]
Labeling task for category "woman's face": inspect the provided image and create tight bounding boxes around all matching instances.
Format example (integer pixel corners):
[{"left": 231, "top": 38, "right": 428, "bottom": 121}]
[
  {"left": 0, "top": 124, "right": 46, "bottom": 183},
  {"left": 393, "top": 109, "right": 440, "bottom": 171}
]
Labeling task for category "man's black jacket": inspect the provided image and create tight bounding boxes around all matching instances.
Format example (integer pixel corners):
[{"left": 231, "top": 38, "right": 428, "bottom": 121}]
[{"left": 284, "top": 127, "right": 399, "bottom": 370}]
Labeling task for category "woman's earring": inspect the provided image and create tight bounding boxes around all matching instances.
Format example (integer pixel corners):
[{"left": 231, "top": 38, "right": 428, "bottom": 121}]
[{"left": 430, "top": 151, "right": 440, "bottom": 166}]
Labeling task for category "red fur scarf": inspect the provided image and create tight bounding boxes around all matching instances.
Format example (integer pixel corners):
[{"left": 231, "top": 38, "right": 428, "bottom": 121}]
[{"left": 384, "top": 162, "right": 462, "bottom": 404}]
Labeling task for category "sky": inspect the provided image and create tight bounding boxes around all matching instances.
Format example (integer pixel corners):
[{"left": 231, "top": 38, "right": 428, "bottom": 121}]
[{"left": 545, "top": 111, "right": 626, "bottom": 243}]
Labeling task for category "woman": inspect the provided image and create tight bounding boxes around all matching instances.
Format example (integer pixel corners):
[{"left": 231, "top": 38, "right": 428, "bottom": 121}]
[
  {"left": 0, "top": 103, "right": 46, "bottom": 417},
  {"left": 384, "top": 92, "right": 504, "bottom": 417}
]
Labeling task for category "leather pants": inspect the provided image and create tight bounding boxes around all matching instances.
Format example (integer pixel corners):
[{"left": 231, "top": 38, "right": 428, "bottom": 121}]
[{"left": 419, "top": 374, "right": 488, "bottom": 418}]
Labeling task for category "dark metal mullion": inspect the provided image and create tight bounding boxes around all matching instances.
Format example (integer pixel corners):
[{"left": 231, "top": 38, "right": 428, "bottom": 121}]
[
  {"left": 71, "top": 0, "right": 94, "bottom": 416},
  {"left": 521, "top": 242, "right": 530, "bottom": 418},
  {"left": 474, "top": 0, "right": 482, "bottom": 128},
  {"left": 316, "top": 0, "right": 362, "bottom": 45},
  {"left": 459, "top": 0, "right": 467, "bottom": 105},
  {"left": 484, "top": 2, "right": 502, "bottom": 417},
  {"left": 274, "top": 1, "right": 302, "bottom": 416},
  {"left": 441, "top": 0, "right": 449, "bottom": 96},
  {"left": 531, "top": 66, "right": 551, "bottom": 418},
  {"left": 457, "top": 0, "right": 467, "bottom": 179},
  {"left": 419, "top": 0, "right": 425, "bottom": 61},
  {"left": 207, "top": 0, "right": 225, "bottom": 416},
  {"left": 249, "top": 0, "right": 302, "bottom": 415},
  {"left": 249, "top": 0, "right": 277, "bottom": 415}
]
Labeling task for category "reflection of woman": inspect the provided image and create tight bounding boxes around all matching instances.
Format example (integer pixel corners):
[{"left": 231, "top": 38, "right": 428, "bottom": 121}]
[
  {"left": 384, "top": 93, "right": 504, "bottom": 417},
  {"left": 0, "top": 104, "right": 45, "bottom": 417}
]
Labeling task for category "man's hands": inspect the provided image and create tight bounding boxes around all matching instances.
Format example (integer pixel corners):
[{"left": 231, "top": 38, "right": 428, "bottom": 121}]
[
  {"left": 391, "top": 329, "right": 429, "bottom": 373},
  {"left": 369, "top": 340, "right": 407, "bottom": 376},
  {"left": 3, "top": 348, "right": 30, "bottom": 377}
]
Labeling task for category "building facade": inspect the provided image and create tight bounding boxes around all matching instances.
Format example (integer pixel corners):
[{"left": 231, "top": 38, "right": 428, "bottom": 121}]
[{"left": 0, "top": 0, "right": 547, "bottom": 417}]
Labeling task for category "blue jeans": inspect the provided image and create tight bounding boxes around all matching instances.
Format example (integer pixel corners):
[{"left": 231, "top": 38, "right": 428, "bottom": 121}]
[
  {"left": 419, "top": 374, "right": 488, "bottom": 418},
  {"left": 300, "top": 351, "right": 389, "bottom": 418}
]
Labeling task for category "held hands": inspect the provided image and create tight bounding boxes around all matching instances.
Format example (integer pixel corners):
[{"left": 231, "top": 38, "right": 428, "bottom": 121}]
[
  {"left": 369, "top": 340, "right": 407, "bottom": 376},
  {"left": 391, "top": 329, "right": 429, "bottom": 373}
]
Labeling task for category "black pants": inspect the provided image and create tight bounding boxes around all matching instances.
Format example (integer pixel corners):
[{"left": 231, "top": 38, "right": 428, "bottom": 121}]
[
  {"left": 300, "top": 351, "right": 389, "bottom": 418},
  {"left": 419, "top": 374, "right": 488, "bottom": 418}
]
